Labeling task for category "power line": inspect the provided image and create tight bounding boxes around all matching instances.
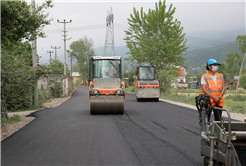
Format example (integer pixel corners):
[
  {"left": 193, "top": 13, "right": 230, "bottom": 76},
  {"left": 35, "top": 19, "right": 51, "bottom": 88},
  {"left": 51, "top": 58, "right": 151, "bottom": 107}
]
[{"left": 44, "top": 22, "right": 238, "bottom": 46}]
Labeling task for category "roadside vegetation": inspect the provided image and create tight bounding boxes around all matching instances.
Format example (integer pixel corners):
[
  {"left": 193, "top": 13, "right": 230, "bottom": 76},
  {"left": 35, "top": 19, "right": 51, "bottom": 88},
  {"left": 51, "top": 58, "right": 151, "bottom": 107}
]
[
  {"left": 1, "top": 115, "right": 21, "bottom": 127},
  {"left": 1, "top": 1, "right": 72, "bottom": 118},
  {"left": 125, "top": 86, "right": 246, "bottom": 114}
]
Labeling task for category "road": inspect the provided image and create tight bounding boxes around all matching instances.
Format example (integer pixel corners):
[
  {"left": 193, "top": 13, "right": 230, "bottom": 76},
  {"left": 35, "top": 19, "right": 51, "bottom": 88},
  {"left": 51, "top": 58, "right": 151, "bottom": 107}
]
[{"left": 2, "top": 86, "right": 204, "bottom": 165}]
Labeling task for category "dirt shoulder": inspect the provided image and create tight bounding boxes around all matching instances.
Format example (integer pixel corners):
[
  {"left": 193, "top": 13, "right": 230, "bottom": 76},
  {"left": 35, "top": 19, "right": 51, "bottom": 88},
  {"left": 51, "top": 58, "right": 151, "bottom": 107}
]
[{"left": 1, "top": 88, "right": 76, "bottom": 141}]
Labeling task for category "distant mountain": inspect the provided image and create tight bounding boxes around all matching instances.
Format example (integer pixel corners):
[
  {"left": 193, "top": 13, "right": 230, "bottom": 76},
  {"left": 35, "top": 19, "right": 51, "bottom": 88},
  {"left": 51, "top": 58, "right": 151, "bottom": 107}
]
[
  {"left": 43, "top": 28, "right": 244, "bottom": 70},
  {"left": 184, "top": 42, "right": 242, "bottom": 68},
  {"left": 94, "top": 41, "right": 243, "bottom": 71}
]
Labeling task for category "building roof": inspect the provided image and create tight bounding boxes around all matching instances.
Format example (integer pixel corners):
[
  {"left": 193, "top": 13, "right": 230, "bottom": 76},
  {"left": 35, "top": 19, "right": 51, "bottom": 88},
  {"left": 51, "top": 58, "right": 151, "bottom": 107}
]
[
  {"left": 234, "top": 76, "right": 239, "bottom": 80},
  {"left": 72, "top": 72, "right": 80, "bottom": 77}
]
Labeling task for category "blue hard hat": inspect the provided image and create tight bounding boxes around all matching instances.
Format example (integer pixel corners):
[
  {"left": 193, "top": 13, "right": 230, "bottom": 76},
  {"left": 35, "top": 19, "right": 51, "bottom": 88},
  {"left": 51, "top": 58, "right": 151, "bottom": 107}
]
[{"left": 207, "top": 59, "right": 220, "bottom": 66}]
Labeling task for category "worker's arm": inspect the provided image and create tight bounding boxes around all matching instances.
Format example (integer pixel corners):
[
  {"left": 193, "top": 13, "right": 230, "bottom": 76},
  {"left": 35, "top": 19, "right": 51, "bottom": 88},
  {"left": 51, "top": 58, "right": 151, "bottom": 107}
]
[
  {"left": 202, "top": 84, "right": 220, "bottom": 103},
  {"left": 219, "top": 80, "right": 225, "bottom": 99}
]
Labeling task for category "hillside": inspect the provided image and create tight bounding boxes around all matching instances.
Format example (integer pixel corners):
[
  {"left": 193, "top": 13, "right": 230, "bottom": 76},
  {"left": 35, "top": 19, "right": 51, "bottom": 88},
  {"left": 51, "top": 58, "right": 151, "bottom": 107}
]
[
  {"left": 93, "top": 42, "right": 244, "bottom": 71},
  {"left": 184, "top": 42, "right": 241, "bottom": 68}
]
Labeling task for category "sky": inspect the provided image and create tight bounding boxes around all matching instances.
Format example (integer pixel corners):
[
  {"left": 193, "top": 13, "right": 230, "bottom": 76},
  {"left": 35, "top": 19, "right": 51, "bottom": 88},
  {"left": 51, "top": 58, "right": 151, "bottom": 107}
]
[{"left": 27, "top": 0, "right": 246, "bottom": 65}]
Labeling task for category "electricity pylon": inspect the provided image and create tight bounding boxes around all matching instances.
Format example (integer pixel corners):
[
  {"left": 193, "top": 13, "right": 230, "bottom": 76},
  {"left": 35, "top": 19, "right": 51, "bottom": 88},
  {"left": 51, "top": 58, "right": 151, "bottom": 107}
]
[{"left": 103, "top": 8, "right": 116, "bottom": 57}]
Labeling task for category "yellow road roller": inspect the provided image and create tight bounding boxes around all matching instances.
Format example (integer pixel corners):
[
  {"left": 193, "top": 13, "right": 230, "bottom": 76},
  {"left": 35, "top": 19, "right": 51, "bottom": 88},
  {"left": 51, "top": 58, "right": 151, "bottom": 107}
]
[{"left": 89, "top": 56, "right": 125, "bottom": 114}]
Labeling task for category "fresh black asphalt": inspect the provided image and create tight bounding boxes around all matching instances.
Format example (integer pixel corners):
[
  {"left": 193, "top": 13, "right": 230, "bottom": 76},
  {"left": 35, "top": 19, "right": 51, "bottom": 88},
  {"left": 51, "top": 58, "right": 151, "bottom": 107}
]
[{"left": 2, "top": 86, "right": 206, "bottom": 165}]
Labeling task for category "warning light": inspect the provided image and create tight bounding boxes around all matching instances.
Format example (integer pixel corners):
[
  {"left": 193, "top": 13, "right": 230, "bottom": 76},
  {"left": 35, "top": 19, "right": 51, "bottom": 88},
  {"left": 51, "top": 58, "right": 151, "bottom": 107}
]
[
  {"left": 200, "top": 93, "right": 203, "bottom": 96},
  {"left": 92, "top": 90, "right": 94, "bottom": 94},
  {"left": 120, "top": 91, "right": 123, "bottom": 94}
]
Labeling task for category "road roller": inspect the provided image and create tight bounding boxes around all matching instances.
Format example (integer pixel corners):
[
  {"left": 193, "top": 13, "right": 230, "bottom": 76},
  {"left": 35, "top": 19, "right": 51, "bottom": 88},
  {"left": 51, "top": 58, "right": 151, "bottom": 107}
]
[
  {"left": 196, "top": 94, "right": 246, "bottom": 166},
  {"left": 135, "top": 63, "right": 160, "bottom": 102},
  {"left": 89, "top": 56, "right": 125, "bottom": 114}
]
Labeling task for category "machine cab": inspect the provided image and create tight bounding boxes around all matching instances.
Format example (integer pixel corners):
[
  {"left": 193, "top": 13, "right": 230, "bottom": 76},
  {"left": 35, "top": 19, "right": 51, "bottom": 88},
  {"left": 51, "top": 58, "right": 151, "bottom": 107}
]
[
  {"left": 137, "top": 63, "right": 155, "bottom": 81},
  {"left": 89, "top": 56, "right": 122, "bottom": 81}
]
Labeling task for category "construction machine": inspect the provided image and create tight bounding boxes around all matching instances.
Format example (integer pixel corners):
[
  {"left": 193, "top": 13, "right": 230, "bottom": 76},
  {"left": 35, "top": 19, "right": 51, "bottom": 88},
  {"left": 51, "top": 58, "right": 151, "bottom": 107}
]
[
  {"left": 135, "top": 63, "right": 160, "bottom": 102},
  {"left": 196, "top": 94, "right": 246, "bottom": 166},
  {"left": 89, "top": 56, "right": 125, "bottom": 114}
]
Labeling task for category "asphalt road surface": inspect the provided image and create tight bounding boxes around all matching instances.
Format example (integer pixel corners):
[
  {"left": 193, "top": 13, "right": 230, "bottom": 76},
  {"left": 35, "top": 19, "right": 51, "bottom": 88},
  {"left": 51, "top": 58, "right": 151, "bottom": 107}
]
[{"left": 2, "top": 86, "right": 205, "bottom": 165}]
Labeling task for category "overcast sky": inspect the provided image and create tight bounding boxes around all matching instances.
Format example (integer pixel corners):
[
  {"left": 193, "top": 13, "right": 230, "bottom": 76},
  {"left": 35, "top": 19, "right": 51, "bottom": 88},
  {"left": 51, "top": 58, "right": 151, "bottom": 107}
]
[{"left": 27, "top": 0, "right": 245, "bottom": 64}]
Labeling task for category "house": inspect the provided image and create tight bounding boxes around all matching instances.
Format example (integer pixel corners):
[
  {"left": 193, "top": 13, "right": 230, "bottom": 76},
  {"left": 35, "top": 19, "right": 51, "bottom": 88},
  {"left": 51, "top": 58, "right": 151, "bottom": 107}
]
[
  {"left": 230, "top": 76, "right": 240, "bottom": 89},
  {"left": 71, "top": 72, "right": 82, "bottom": 84},
  {"left": 177, "top": 65, "right": 187, "bottom": 83},
  {"left": 171, "top": 65, "right": 187, "bottom": 88},
  {"left": 28, "top": 62, "right": 42, "bottom": 70}
]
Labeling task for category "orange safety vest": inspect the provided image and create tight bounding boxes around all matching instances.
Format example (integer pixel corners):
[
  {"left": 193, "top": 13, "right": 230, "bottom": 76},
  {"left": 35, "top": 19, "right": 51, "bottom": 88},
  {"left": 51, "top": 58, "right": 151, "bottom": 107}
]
[{"left": 201, "top": 72, "right": 224, "bottom": 107}]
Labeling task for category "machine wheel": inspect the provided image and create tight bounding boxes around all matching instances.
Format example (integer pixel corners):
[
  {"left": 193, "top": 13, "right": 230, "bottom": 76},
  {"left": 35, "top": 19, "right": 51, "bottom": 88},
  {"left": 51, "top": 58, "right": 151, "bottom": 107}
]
[{"left": 203, "top": 157, "right": 209, "bottom": 166}]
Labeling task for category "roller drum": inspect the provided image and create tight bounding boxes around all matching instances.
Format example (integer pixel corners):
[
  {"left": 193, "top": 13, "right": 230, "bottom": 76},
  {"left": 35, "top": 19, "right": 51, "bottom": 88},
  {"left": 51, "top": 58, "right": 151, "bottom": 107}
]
[{"left": 90, "top": 96, "right": 124, "bottom": 114}]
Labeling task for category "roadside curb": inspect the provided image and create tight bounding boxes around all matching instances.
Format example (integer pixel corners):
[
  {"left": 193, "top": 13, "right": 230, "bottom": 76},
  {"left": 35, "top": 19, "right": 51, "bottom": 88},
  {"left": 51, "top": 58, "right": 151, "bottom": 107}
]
[{"left": 126, "top": 91, "right": 197, "bottom": 110}]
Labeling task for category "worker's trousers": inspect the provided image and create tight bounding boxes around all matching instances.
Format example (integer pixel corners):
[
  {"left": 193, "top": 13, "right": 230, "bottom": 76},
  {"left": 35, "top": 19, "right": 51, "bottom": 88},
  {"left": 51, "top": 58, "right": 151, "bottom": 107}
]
[{"left": 208, "top": 104, "right": 222, "bottom": 122}]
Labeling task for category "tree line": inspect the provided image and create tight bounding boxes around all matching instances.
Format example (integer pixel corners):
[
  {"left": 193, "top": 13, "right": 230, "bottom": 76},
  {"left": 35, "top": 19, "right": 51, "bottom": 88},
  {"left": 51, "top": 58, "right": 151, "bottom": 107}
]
[{"left": 1, "top": 1, "right": 69, "bottom": 118}]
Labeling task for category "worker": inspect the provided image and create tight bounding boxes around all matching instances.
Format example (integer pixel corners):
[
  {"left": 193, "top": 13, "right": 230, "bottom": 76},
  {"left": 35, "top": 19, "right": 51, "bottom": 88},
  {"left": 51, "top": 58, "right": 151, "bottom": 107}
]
[
  {"left": 201, "top": 59, "right": 225, "bottom": 122},
  {"left": 145, "top": 70, "right": 152, "bottom": 79},
  {"left": 108, "top": 62, "right": 116, "bottom": 78}
]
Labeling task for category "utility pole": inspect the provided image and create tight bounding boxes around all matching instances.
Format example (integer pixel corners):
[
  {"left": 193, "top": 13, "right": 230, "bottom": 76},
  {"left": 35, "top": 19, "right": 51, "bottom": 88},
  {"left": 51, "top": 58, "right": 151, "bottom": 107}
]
[
  {"left": 51, "top": 46, "right": 61, "bottom": 59},
  {"left": 31, "top": 0, "right": 38, "bottom": 106},
  {"left": 57, "top": 19, "right": 72, "bottom": 75},
  {"left": 47, "top": 51, "right": 54, "bottom": 64},
  {"left": 71, "top": 56, "right": 72, "bottom": 76}
]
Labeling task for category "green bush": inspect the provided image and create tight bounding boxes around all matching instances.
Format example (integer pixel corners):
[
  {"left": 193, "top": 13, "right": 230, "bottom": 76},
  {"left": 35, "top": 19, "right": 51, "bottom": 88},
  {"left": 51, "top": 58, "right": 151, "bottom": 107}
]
[
  {"left": 130, "top": 86, "right": 135, "bottom": 93},
  {"left": 48, "top": 80, "right": 63, "bottom": 98},
  {"left": 124, "top": 80, "right": 130, "bottom": 88},
  {"left": 224, "top": 95, "right": 246, "bottom": 102},
  {"left": 1, "top": 114, "right": 21, "bottom": 127},
  {"left": 160, "top": 92, "right": 196, "bottom": 106},
  {"left": 224, "top": 99, "right": 246, "bottom": 114}
]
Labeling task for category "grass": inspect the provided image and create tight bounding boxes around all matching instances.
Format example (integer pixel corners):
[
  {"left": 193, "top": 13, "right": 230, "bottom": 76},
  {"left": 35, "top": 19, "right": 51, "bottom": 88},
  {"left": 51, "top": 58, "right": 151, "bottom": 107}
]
[
  {"left": 125, "top": 86, "right": 135, "bottom": 93},
  {"left": 1, "top": 114, "right": 21, "bottom": 127},
  {"left": 125, "top": 86, "right": 246, "bottom": 114},
  {"left": 160, "top": 92, "right": 196, "bottom": 106}
]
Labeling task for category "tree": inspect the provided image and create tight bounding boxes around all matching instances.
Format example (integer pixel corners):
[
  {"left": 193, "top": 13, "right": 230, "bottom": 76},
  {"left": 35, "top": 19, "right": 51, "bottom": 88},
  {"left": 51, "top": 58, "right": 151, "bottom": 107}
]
[
  {"left": 235, "top": 35, "right": 246, "bottom": 95},
  {"left": 1, "top": 0, "right": 53, "bottom": 118},
  {"left": 225, "top": 51, "right": 242, "bottom": 80},
  {"left": 185, "top": 65, "right": 194, "bottom": 83},
  {"left": 72, "top": 64, "right": 80, "bottom": 72},
  {"left": 124, "top": 0, "right": 188, "bottom": 92},
  {"left": 46, "top": 59, "right": 70, "bottom": 75},
  {"left": 1, "top": 47, "right": 49, "bottom": 114},
  {"left": 123, "top": 62, "right": 128, "bottom": 73},
  {"left": 217, "top": 63, "right": 228, "bottom": 81},
  {"left": 69, "top": 36, "right": 96, "bottom": 85},
  {"left": 1, "top": 0, "right": 53, "bottom": 48}
]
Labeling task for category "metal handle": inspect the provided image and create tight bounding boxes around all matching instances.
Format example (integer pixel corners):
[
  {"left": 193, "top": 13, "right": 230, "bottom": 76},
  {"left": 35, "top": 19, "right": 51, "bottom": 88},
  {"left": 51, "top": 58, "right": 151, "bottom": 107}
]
[{"left": 213, "top": 107, "right": 232, "bottom": 166}]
